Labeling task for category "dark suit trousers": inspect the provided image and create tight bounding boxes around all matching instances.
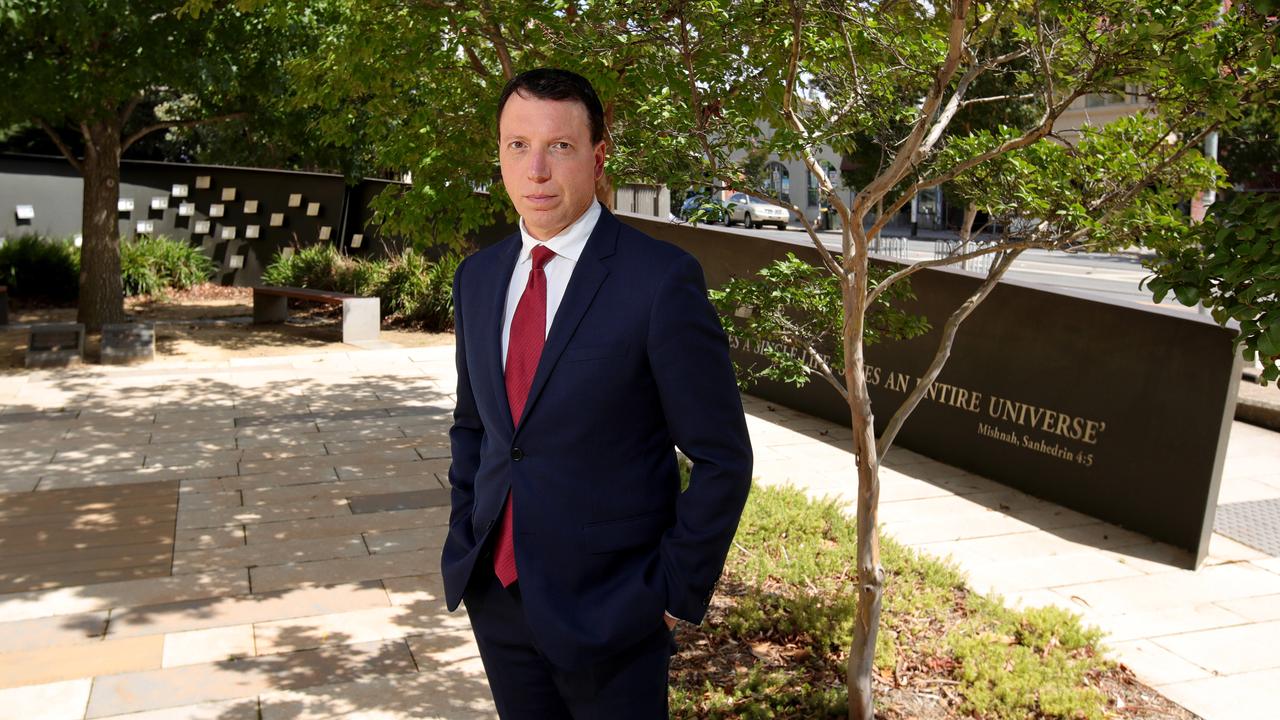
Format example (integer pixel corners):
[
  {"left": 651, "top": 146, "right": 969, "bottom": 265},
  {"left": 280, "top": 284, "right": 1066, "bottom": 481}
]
[{"left": 464, "top": 567, "right": 676, "bottom": 720}]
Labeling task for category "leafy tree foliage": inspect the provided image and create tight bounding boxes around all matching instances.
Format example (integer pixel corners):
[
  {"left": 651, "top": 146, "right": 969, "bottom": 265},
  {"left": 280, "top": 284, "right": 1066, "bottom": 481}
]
[
  {"left": 1147, "top": 191, "right": 1280, "bottom": 384},
  {"left": 0, "top": 1, "right": 307, "bottom": 328}
]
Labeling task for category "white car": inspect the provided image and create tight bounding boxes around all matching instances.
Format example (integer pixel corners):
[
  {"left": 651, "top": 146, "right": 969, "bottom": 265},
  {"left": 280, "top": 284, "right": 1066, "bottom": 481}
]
[{"left": 722, "top": 192, "right": 790, "bottom": 230}]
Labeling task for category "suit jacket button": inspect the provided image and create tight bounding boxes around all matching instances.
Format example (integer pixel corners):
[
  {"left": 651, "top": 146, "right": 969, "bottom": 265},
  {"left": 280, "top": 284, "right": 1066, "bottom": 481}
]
[{"left": 511, "top": 447, "right": 523, "bottom": 461}]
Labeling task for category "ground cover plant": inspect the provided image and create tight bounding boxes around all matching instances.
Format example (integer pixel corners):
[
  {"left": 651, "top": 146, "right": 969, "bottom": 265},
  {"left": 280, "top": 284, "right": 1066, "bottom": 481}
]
[
  {"left": 261, "top": 245, "right": 462, "bottom": 331},
  {"left": 670, "top": 483, "right": 1193, "bottom": 719}
]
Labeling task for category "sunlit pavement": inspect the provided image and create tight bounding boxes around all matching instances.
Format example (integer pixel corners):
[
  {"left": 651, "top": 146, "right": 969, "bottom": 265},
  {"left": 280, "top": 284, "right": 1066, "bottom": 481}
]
[{"left": 1, "top": 344, "right": 1277, "bottom": 719}]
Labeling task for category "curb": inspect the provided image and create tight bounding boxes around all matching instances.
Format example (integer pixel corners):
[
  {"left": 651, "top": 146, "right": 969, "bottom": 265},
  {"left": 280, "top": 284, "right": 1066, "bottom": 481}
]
[{"left": 1237, "top": 376, "right": 1280, "bottom": 432}]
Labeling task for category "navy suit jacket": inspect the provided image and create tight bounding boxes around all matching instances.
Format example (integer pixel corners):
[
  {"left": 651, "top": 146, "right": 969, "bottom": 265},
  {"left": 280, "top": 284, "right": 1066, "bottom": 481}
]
[{"left": 441, "top": 208, "right": 753, "bottom": 669}]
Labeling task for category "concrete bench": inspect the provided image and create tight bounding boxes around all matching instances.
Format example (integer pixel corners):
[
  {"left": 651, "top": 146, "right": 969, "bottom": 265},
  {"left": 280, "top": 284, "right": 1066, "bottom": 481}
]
[
  {"left": 26, "top": 322, "right": 84, "bottom": 368},
  {"left": 0, "top": 285, "right": 7, "bottom": 325},
  {"left": 252, "top": 286, "right": 380, "bottom": 344}
]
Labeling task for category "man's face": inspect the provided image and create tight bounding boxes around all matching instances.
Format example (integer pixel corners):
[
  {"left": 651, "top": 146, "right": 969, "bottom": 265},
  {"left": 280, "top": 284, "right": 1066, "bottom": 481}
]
[{"left": 499, "top": 91, "right": 605, "bottom": 241}]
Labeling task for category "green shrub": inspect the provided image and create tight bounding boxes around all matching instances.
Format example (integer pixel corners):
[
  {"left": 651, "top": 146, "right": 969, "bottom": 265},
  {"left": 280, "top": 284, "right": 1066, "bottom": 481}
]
[
  {"left": 119, "top": 235, "right": 214, "bottom": 297},
  {"left": 261, "top": 245, "right": 461, "bottom": 331},
  {"left": 262, "top": 243, "right": 348, "bottom": 290},
  {"left": 0, "top": 234, "right": 80, "bottom": 303},
  {"left": 404, "top": 251, "right": 462, "bottom": 331}
]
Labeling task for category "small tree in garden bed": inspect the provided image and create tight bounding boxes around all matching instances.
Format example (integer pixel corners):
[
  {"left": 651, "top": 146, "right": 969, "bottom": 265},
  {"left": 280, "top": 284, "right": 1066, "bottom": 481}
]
[{"left": 579, "top": 2, "right": 1279, "bottom": 717}]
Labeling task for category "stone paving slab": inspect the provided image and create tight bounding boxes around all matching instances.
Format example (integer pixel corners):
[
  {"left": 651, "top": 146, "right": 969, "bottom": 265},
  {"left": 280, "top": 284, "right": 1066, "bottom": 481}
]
[
  {"left": 1107, "top": 639, "right": 1215, "bottom": 686},
  {"left": 162, "top": 624, "right": 257, "bottom": 667},
  {"left": 249, "top": 547, "right": 438, "bottom": 594},
  {"left": 0, "top": 542, "right": 174, "bottom": 577},
  {"left": 176, "top": 497, "right": 351, "bottom": 531},
  {"left": 256, "top": 656, "right": 491, "bottom": 720},
  {"left": 170, "top": 535, "right": 368, "bottom": 576},
  {"left": 253, "top": 603, "right": 466, "bottom": 655},
  {"left": 1161, "top": 667, "right": 1280, "bottom": 720},
  {"left": 93, "top": 696, "right": 260, "bottom": 720},
  {"left": 0, "top": 569, "right": 250, "bottom": 623},
  {"left": 0, "top": 610, "right": 110, "bottom": 653},
  {"left": 1150, "top": 619, "right": 1280, "bottom": 676},
  {"left": 84, "top": 638, "right": 418, "bottom": 718},
  {"left": 239, "top": 474, "right": 441, "bottom": 506},
  {"left": 243, "top": 506, "right": 449, "bottom": 545},
  {"left": 105, "top": 581, "right": 391, "bottom": 639},
  {"left": 0, "top": 678, "right": 93, "bottom": 720},
  {"left": 349, "top": 488, "right": 451, "bottom": 514},
  {"left": 0, "top": 633, "right": 164, "bottom": 689}
]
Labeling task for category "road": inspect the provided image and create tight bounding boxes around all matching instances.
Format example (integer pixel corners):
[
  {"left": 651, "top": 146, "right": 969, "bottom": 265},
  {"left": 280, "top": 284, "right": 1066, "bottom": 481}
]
[{"left": 700, "top": 221, "right": 1201, "bottom": 315}]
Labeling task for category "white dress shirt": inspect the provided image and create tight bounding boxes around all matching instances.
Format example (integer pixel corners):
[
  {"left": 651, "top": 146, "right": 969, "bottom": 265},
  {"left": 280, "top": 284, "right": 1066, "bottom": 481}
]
[{"left": 501, "top": 199, "right": 601, "bottom": 367}]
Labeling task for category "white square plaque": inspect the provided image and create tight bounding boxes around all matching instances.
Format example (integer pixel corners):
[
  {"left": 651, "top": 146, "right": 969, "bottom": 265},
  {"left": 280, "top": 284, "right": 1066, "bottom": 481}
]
[
  {"left": 208, "top": 204, "right": 224, "bottom": 218},
  {"left": 150, "top": 196, "right": 168, "bottom": 211},
  {"left": 221, "top": 226, "right": 236, "bottom": 240},
  {"left": 288, "top": 193, "right": 303, "bottom": 207},
  {"left": 135, "top": 220, "right": 154, "bottom": 234},
  {"left": 351, "top": 233, "right": 364, "bottom": 249},
  {"left": 194, "top": 220, "right": 211, "bottom": 234},
  {"left": 269, "top": 212, "right": 285, "bottom": 227},
  {"left": 118, "top": 198, "right": 135, "bottom": 212},
  {"left": 228, "top": 255, "right": 245, "bottom": 269},
  {"left": 178, "top": 202, "right": 195, "bottom": 217},
  {"left": 15, "top": 205, "right": 34, "bottom": 220},
  {"left": 318, "top": 225, "right": 331, "bottom": 240},
  {"left": 243, "top": 199, "right": 258, "bottom": 214},
  {"left": 306, "top": 202, "right": 321, "bottom": 216},
  {"left": 195, "top": 176, "right": 211, "bottom": 189},
  {"left": 245, "top": 225, "right": 260, "bottom": 239},
  {"left": 221, "top": 187, "right": 237, "bottom": 202},
  {"left": 171, "top": 183, "right": 189, "bottom": 198}
]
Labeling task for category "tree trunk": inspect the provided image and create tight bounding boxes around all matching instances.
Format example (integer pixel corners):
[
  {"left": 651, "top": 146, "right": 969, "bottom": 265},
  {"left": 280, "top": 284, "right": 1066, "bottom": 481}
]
[
  {"left": 78, "top": 118, "right": 126, "bottom": 331},
  {"left": 844, "top": 244, "right": 883, "bottom": 720}
]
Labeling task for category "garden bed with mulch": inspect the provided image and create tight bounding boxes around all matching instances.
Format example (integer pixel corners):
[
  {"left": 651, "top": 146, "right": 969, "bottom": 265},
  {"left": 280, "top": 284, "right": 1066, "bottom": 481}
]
[{"left": 669, "top": 486, "right": 1200, "bottom": 720}]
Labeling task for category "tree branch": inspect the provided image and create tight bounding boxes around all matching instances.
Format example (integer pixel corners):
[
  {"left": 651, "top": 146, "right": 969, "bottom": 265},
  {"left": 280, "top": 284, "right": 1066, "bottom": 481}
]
[
  {"left": 868, "top": 88, "right": 1085, "bottom": 239},
  {"left": 876, "top": 248, "right": 1023, "bottom": 458},
  {"left": 959, "top": 92, "right": 1037, "bottom": 107},
  {"left": 478, "top": 0, "right": 515, "bottom": 80},
  {"left": 37, "top": 119, "right": 83, "bottom": 174},
  {"left": 122, "top": 112, "right": 248, "bottom": 151},
  {"left": 119, "top": 96, "right": 142, "bottom": 125},
  {"left": 851, "top": 0, "right": 971, "bottom": 221}
]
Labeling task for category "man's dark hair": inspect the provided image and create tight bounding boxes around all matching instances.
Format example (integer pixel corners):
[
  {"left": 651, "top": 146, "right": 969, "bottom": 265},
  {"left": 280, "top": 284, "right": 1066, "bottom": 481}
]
[{"left": 497, "top": 68, "right": 606, "bottom": 145}]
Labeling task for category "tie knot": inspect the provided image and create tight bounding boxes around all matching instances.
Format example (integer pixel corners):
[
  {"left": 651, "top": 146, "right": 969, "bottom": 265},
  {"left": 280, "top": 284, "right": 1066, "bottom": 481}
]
[{"left": 531, "top": 245, "right": 555, "bottom": 270}]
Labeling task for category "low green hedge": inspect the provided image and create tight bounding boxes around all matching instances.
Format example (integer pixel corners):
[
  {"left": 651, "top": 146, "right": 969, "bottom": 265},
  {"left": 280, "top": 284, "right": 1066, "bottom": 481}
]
[{"left": 0, "top": 234, "right": 81, "bottom": 302}]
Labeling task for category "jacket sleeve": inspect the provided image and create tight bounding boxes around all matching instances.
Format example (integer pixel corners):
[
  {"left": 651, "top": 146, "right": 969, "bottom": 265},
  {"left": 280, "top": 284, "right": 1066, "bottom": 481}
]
[
  {"left": 441, "top": 258, "right": 482, "bottom": 589},
  {"left": 647, "top": 252, "right": 753, "bottom": 624}
]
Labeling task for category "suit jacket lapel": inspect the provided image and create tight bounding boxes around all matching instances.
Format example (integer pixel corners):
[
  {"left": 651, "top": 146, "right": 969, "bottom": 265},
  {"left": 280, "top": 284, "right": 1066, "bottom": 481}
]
[
  {"left": 515, "top": 209, "right": 619, "bottom": 437},
  {"left": 486, "top": 235, "right": 521, "bottom": 434}
]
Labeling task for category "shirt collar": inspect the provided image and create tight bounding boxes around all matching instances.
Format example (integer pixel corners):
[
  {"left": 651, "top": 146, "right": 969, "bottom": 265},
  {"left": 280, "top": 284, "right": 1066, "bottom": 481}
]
[{"left": 516, "top": 199, "right": 600, "bottom": 265}]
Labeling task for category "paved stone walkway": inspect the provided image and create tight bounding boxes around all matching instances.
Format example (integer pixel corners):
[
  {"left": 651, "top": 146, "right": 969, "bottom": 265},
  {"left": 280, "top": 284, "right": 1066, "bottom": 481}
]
[{"left": 0, "top": 345, "right": 1277, "bottom": 719}]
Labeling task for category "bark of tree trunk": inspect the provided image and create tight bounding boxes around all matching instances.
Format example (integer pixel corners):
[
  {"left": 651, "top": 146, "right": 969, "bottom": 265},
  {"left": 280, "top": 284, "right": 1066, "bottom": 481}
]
[
  {"left": 78, "top": 119, "right": 127, "bottom": 331},
  {"left": 844, "top": 246, "right": 883, "bottom": 720}
]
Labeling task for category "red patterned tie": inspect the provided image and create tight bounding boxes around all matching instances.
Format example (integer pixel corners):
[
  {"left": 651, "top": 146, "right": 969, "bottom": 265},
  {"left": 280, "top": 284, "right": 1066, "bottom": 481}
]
[{"left": 493, "top": 244, "right": 555, "bottom": 587}]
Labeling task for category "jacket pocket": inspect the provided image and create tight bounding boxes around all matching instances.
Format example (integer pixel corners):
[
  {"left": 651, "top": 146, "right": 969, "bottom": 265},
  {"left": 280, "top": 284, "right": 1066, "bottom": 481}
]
[{"left": 582, "top": 509, "right": 672, "bottom": 554}]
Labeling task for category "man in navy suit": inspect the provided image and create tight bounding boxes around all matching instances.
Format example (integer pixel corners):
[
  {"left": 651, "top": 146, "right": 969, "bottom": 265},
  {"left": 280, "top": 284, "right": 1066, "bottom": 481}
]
[{"left": 441, "top": 67, "right": 752, "bottom": 719}]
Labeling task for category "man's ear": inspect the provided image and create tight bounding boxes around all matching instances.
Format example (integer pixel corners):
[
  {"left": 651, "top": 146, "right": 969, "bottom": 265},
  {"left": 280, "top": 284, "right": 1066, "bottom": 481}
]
[{"left": 594, "top": 141, "right": 607, "bottom": 180}]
